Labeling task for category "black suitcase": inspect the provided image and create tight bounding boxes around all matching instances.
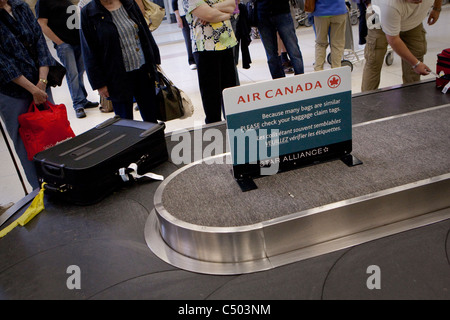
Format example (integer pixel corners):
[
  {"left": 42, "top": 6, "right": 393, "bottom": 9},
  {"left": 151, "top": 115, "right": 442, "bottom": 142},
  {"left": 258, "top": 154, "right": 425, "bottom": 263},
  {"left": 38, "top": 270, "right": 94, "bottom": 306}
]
[{"left": 34, "top": 116, "right": 168, "bottom": 205}]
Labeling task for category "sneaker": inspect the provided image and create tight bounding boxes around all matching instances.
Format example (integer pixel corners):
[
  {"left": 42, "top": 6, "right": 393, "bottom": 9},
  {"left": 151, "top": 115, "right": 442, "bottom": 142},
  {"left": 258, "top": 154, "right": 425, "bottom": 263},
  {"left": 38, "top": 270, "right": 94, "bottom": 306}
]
[
  {"left": 189, "top": 64, "right": 197, "bottom": 70},
  {"left": 75, "top": 108, "right": 86, "bottom": 118},
  {"left": 84, "top": 101, "right": 99, "bottom": 108}
]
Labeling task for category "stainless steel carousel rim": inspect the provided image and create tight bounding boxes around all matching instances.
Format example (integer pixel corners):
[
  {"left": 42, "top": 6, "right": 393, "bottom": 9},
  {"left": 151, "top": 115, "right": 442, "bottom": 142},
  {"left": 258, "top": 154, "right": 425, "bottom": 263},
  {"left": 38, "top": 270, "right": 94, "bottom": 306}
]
[{"left": 146, "top": 151, "right": 450, "bottom": 274}]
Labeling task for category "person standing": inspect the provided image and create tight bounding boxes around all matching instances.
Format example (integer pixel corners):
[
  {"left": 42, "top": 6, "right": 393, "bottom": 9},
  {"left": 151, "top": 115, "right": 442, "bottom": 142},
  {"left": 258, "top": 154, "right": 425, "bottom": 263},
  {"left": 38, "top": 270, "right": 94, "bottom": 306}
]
[
  {"left": 184, "top": 0, "right": 238, "bottom": 124},
  {"left": 312, "top": 0, "right": 348, "bottom": 71},
  {"left": 173, "top": 0, "right": 197, "bottom": 70},
  {"left": 230, "top": 0, "right": 240, "bottom": 66},
  {"left": 361, "top": 0, "right": 441, "bottom": 92},
  {"left": 352, "top": 0, "right": 369, "bottom": 47},
  {"left": 0, "top": 0, "right": 57, "bottom": 189},
  {"left": 36, "top": 0, "right": 99, "bottom": 118},
  {"left": 80, "top": 0, "right": 161, "bottom": 122},
  {"left": 256, "top": 0, "right": 304, "bottom": 79}
]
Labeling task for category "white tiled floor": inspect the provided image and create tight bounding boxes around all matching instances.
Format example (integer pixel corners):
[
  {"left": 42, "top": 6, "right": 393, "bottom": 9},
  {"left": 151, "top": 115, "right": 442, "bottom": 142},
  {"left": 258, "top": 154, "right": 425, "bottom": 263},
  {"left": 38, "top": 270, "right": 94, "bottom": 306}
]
[{"left": 1, "top": 6, "right": 449, "bottom": 206}]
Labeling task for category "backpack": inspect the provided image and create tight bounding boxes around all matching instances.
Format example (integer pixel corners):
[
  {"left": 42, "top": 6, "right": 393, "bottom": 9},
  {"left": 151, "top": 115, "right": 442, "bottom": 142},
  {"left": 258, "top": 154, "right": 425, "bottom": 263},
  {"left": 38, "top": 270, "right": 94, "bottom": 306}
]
[{"left": 436, "top": 48, "right": 450, "bottom": 93}]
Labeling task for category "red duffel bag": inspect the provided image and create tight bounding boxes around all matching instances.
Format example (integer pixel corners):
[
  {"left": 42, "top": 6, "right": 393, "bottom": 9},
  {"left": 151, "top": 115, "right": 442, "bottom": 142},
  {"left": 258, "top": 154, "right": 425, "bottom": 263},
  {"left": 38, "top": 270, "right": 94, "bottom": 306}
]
[{"left": 19, "top": 100, "right": 76, "bottom": 160}]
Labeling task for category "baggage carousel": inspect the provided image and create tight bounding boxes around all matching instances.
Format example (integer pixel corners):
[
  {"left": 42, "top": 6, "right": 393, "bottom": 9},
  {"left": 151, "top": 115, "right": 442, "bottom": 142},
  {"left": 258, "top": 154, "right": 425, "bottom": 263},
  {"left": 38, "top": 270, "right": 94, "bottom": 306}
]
[{"left": 0, "top": 80, "right": 449, "bottom": 299}]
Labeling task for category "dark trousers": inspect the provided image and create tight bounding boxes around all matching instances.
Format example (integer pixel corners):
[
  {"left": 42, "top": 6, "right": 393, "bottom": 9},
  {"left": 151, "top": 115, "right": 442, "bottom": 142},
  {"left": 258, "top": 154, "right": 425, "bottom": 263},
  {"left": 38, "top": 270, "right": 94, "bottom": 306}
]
[
  {"left": 181, "top": 15, "right": 195, "bottom": 65},
  {"left": 357, "top": 2, "right": 368, "bottom": 45},
  {"left": 110, "top": 65, "right": 158, "bottom": 123},
  {"left": 194, "top": 48, "right": 237, "bottom": 124}
]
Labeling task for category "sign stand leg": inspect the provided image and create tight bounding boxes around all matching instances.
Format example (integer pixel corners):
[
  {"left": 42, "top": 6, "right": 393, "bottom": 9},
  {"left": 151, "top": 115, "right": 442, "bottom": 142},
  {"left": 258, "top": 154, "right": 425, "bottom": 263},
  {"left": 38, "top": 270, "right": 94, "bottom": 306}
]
[
  {"left": 236, "top": 176, "right": 258, "bottom": 192},
  {"left": 341, "top": 154, "right": 363, "bottom": 167}
]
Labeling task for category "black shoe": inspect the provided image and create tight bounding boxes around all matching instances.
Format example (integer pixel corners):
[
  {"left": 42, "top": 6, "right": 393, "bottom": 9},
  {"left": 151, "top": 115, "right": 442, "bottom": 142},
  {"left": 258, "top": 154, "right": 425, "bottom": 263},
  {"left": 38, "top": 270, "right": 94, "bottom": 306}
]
[
  {"left": 76, "top": 108, "right": 86, "bottom": 118},
  {"left": 282, "top": 62, "right": 294, "bottom": 74},
  {"left": 84, "top": 101, "right": 99, "bottom": 109}
]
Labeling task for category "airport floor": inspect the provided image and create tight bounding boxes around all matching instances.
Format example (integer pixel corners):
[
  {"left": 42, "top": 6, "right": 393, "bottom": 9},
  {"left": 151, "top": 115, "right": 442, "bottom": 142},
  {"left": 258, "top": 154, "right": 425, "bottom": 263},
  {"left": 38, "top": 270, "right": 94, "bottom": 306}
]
[{"left": 1, "top": 7, "right": 449, "bottom": 207}]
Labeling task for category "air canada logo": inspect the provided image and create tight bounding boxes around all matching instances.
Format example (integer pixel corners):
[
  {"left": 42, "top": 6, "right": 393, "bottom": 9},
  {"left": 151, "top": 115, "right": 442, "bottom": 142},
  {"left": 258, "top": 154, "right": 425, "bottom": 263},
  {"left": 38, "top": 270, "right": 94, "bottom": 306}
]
[{"left": 327, "top": 75, "right": 341, "bottom": 89}]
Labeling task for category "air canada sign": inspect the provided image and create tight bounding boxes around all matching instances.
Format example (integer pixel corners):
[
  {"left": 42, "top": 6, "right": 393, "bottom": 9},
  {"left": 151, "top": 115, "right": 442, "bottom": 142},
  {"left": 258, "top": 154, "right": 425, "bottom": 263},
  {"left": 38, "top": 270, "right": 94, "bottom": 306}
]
[
  {"left": 223, "top": 67, "right": 353, "bottom": 182},
  {"left": 237, "top": 80, "right": 323, "bottom": 104},
  {"left": 236, "top": 74, "right": 342, "bottom": 106}
]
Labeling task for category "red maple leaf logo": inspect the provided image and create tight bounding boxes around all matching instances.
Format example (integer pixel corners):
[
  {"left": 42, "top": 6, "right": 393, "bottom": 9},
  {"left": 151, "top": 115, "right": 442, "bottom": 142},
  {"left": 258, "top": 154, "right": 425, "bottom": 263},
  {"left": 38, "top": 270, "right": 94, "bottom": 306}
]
[{"left": 328, "top": 75, "right": 341, "bottom": 88}]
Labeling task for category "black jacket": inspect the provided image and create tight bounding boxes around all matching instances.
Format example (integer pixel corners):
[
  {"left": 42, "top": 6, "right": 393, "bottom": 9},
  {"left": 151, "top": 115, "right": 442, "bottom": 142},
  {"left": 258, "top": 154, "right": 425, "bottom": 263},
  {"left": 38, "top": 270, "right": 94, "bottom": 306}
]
[{"left": 80, "top": 0, "right": 161, "bottom": 101}]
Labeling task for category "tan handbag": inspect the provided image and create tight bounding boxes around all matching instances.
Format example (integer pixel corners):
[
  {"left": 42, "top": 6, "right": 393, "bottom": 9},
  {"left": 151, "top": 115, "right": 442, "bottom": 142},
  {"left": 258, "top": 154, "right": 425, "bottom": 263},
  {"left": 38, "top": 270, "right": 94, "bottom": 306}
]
[
  {"left": 155, "top": 66, "right": 194, "bottom": 121},
  {"left": 304, "top": 0, "right": 316, "bottom": 13},
  {"left": 142, "top": 0, "right": 166, "bottom": 32},
  {"left": 179, "top": 89, "right": 194, "bottom": 119}
]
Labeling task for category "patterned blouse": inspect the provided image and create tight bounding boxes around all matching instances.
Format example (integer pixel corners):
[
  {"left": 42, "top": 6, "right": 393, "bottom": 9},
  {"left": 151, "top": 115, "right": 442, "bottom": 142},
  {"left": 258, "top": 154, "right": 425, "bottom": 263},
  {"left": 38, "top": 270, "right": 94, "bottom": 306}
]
[
  {"left": 0, "top": 0, "right": 56, "bottom": 98},
  {"left": 184, "top": 0, "right": 237, "bottom": 52},
  {"left": 110, "top": 5, "right": 145, "bottom": 72}
]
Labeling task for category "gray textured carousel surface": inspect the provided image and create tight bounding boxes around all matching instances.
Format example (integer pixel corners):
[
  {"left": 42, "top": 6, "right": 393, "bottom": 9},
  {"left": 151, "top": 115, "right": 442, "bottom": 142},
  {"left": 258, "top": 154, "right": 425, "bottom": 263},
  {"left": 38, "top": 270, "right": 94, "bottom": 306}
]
[{"left": 0, "top": 80, "right": 450, "bottom": 300}]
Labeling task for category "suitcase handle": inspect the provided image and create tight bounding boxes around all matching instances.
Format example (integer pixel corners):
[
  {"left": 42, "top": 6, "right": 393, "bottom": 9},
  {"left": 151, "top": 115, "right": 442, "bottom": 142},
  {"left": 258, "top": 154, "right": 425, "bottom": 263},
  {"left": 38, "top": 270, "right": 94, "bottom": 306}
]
[
  {"left": 140, "top": 122, "right": 165, "bottom": 137},
  {"left": 43, "top": 183, "right": 68, "bottom": 193},
  {"left": 41, "top": 161, "right": 65, "bottom": 179},
  {"left": 95, "top": 115, "right": 121, "bottom": 130}
]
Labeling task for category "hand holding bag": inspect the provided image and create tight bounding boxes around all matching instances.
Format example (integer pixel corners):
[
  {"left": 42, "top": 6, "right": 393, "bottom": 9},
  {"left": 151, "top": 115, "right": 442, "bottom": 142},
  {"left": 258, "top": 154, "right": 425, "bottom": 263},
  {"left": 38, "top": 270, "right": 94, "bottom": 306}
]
[{"left": 18, "top": 100, "right": 76, "bottom": 160}]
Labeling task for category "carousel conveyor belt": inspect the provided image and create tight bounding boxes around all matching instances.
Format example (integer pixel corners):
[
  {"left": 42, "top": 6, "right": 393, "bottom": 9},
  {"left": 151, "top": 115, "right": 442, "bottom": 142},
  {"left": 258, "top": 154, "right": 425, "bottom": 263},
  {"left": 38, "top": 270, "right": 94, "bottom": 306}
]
[{"left": 146, "top": 102, "right": 450, "bottom": 275}]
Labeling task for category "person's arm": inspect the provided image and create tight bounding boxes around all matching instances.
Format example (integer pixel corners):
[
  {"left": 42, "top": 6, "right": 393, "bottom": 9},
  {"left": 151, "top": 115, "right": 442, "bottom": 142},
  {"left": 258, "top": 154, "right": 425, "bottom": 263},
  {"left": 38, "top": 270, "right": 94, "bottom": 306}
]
[
  {"left": 173, "top": 0, "right": 182, "bottom": 28},
  {"left": 385, "top": 34, "right": 430, "bottom": 75},
  {"left": 427, "top": 0, "right": 441, "bottom": 25},
  {"left": 191, "top": 2, "right": 231, "bottom": 23},
  {"left": 174, "top": 10, "right": 183, "bottom": 28},
  {"left": 80, "top": 8, "right": 108, "bottom": 94},
  {"left": 37, "top": 18, "right": 64, "bottom": 45},
  {"left": 211, "top": 0, "right": 236, "bottom": 14},
  {"left": 380, "top": 2, "right": 431, "bottom": 75},
  {"left": 36, "top": 66, "right": 49, "bottom": 92},
  {"left": 12, "top": 75, "right": 48, "bottom": 104}
]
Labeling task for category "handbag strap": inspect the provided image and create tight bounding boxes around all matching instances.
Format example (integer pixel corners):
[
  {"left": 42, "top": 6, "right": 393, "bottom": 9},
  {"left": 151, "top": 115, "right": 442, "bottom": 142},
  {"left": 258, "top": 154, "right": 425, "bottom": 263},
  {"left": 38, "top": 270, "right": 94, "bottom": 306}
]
[
  {"left": 27, "top": 100, "right": 54, "bottom": 113},
  {"left": 156, "top": 66, "right": 174, "bottom": 86},
  {"left": 27, "top": 102, "right": 40, "bottom": 113}
]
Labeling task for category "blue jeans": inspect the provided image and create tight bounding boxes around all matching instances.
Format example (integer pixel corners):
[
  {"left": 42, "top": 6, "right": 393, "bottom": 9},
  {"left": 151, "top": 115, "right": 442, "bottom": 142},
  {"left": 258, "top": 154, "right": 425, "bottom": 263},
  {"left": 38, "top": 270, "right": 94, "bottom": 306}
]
[
  {"left": 0, "top": 90, "right": 54, "bottom": 190},
  {"left": 55, "top": 43, "right": 88, "bottom": 111},
  {"left": 181, "top": 15, "right": 195, "bottom": 66},
  {"left": 257, "top": 12, "right": 304, "bottom": 79}
]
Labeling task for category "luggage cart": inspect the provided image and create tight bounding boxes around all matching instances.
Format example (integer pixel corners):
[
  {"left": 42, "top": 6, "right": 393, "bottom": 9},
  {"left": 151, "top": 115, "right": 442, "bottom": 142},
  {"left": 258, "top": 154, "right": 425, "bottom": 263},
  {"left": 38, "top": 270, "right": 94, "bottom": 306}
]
[
  {"left": 334, "top": 11, "right": 364, "bottom": 71},
  {"left": 292, "top": 0, "right": 312, "bottom": 27},
  {"left": 347, "top": 0, "right": 360, "bottom": 26}
]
